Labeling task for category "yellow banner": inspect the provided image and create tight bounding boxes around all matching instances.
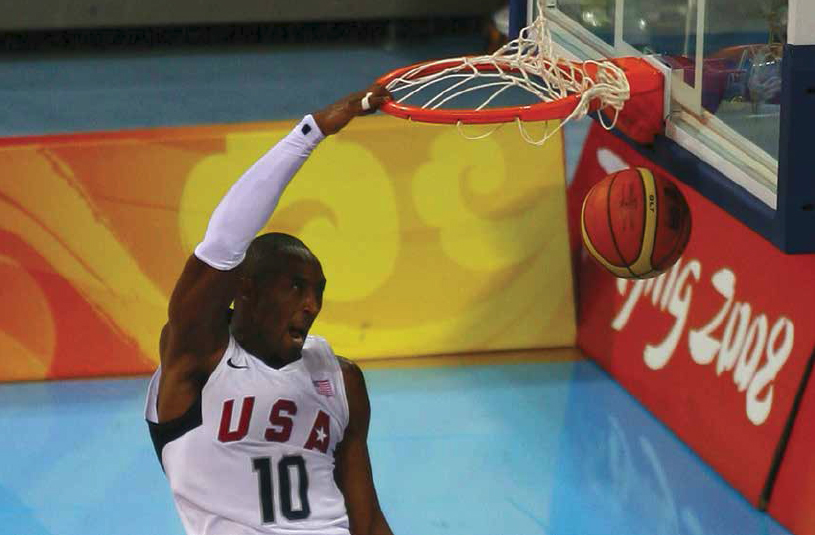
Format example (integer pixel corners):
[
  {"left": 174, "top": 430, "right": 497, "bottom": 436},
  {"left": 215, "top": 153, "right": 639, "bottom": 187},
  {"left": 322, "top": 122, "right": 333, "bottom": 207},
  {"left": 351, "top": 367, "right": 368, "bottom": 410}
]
[{"left": 0, "top": 116, "right": 575, "bottom": 380}]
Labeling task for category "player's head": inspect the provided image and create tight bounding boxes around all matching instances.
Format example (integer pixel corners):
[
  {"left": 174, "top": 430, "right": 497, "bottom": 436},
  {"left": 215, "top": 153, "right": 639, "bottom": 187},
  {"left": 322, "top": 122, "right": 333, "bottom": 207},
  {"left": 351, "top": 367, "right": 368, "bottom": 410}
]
[{"left": 235, "top": 232, "right": 326, "bottom": 364}]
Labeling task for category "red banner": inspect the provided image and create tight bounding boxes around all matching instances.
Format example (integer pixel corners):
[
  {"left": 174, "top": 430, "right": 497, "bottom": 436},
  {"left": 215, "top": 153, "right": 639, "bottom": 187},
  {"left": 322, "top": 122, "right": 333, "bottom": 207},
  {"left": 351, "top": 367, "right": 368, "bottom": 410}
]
[
  {"left": 768, "top": 362, "right": 815, "bottom": 535},
  {"left": 569, "top": 122, "right": 815, "bottom": 505}
]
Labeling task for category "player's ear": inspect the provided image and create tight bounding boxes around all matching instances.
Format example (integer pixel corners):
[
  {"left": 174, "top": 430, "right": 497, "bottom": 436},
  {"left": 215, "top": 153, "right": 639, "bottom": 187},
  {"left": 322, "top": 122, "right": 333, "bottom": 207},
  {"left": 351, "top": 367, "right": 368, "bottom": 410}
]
[{"left": 236, "top": 274, "right": 255, "bottom": 302}]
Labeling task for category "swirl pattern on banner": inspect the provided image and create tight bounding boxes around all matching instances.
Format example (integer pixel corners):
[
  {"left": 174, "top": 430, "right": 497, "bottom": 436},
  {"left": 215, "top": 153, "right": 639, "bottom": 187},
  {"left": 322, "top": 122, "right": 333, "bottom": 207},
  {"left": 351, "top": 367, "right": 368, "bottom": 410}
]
[{"left": 0, "top": 116, "right": 575, "bottom": 380}]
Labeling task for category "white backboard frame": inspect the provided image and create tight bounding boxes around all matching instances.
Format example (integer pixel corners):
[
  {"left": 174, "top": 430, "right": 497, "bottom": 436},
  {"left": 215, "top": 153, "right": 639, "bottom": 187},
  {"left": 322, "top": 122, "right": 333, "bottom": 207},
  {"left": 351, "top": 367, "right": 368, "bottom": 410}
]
[{"left": 530, "top": 0, "right": 788, "bottom": 209}]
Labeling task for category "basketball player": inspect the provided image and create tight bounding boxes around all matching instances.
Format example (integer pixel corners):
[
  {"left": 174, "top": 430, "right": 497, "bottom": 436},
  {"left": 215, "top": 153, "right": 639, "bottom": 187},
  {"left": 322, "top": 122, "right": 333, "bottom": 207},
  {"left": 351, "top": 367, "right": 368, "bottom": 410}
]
[{"left": 144, "top": 84, "right": 394, "bottom": 535}]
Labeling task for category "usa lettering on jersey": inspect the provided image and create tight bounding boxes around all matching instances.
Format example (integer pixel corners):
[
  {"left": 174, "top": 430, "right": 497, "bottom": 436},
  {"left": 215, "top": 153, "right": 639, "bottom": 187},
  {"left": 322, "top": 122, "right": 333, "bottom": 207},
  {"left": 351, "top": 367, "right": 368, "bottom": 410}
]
[{"left": 217, "top": 396, "right": 332, "bottom": 454}]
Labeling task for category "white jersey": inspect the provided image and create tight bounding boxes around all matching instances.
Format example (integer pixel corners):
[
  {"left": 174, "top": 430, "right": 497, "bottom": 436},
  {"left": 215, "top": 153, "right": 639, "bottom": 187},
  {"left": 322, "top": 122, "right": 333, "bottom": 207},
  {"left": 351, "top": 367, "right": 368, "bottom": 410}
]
[{"left": 145, "top": 334, "right": 351, "bottom": 535}]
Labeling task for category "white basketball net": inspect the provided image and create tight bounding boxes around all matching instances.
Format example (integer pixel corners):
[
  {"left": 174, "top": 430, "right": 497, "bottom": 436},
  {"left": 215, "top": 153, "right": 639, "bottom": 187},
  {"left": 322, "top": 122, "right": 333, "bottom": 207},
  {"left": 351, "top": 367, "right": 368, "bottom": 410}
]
[{"left": 384, "top": 0, "right": 631, "bottom": 145}]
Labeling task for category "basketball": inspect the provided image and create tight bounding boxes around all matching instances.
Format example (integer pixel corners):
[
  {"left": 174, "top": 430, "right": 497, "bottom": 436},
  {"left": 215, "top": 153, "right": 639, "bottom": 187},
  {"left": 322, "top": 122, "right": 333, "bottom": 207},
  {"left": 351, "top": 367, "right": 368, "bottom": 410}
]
[{"left": 581, "top": 167, "right": 691, "bottom": 279}]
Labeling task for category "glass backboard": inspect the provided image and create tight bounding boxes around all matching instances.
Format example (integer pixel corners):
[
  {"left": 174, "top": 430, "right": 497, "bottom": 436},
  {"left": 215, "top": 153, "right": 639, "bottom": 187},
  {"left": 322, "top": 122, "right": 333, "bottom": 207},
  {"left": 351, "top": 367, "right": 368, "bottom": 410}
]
[{"left": 522, "top": 0, "right": 788, "bottom": 211}]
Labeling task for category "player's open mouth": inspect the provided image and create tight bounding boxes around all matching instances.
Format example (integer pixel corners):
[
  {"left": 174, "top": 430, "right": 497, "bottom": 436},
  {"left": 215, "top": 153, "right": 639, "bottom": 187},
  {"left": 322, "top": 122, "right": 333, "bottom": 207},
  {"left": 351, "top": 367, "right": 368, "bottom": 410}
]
[{"left": 288, "top": 327, "right": 306, "bottom": 344}]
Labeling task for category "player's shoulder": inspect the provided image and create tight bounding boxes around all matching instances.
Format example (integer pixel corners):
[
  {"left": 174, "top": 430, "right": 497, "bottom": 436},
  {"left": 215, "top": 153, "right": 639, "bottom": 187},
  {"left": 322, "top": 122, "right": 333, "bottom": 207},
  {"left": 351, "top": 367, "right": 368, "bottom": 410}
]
[
  {"left": 304, "top": 333, "right": 331, "bottom": 353},
  {"left": 303, "top": 334, "right": 338, "bottom": 364},
  {"left": 336, "top": 356, "right": 366, "bottom": 393},
  {"left": 335, "top": 356, "right": 370, "bottom": 427},
  {"left": 336, "top": 355, "right": 361, "bottom": 374}
]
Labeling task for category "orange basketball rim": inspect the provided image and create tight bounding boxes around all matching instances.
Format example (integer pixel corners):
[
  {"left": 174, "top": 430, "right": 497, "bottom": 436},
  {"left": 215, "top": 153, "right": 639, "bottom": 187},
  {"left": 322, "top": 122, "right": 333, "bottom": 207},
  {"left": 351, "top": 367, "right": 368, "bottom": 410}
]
[{"left": 377, "top": 56, "right": 665, "bottom": 145}]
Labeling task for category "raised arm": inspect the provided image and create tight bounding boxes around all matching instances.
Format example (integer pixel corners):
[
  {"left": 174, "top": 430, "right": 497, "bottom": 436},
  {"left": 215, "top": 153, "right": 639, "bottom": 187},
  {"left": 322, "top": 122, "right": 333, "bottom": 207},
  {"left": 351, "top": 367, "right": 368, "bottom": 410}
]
[
  {"left": 335, "top": 357, "right": 394, "bottom": 535},
  {"left": 157, "top": 86, "right": 391, "bottom": 423}
]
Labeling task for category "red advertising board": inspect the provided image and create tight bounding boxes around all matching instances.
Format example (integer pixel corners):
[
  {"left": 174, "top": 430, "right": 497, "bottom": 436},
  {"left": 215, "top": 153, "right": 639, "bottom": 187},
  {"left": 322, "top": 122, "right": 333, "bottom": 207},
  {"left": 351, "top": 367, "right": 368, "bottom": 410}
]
[
  {"left": 569, "top": 123, "right": 815, "bottom": 505},
  {"left": 768, "top": 363, "right": 815, "bottom": 534}
]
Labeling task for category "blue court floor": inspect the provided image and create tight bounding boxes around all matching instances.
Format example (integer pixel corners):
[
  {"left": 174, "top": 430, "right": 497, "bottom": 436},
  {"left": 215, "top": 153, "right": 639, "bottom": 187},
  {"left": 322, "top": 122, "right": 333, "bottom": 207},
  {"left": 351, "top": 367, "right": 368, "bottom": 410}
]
[{"left": 0, "top": 357, "right": 791, "bottom": 535}]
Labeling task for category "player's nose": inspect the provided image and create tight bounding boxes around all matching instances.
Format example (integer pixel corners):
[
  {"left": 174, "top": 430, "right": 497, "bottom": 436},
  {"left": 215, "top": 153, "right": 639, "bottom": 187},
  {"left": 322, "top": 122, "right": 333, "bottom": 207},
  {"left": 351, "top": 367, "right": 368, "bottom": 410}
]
[{"left": 302, "top": 290, "right": 321, "bottom": 317}]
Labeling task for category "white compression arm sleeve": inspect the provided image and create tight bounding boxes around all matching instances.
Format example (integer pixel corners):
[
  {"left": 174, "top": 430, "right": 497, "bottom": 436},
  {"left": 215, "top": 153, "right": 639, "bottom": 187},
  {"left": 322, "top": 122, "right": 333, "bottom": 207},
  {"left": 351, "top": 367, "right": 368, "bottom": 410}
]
[{"left": 194, "top": 114, "right": 325, "bottom": 270}]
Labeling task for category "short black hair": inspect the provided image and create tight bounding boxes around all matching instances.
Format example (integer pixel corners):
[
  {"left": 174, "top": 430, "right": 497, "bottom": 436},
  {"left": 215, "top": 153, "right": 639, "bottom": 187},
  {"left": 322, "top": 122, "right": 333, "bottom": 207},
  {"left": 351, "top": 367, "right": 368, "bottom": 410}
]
[{"left": 242, "top": 232, "right": 317, "bottom": 284}]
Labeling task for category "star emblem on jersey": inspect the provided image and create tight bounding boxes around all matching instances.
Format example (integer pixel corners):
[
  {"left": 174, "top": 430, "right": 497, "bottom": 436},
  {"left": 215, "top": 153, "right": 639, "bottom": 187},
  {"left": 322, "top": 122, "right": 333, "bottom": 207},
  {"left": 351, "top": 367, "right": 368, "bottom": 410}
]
[
  {"left": 315, "top": 427, "right": 327, "bottom": 443},
  {"left": 312, "top": 379, "right": 334, "bottom": 397}
]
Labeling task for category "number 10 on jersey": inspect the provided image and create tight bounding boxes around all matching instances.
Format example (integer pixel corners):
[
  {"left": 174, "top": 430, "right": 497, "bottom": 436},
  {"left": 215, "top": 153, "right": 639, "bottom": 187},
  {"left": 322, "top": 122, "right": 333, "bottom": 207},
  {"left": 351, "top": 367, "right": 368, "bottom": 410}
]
[{"left": 252, "top": 455, "right": 311, "bottom": 523}]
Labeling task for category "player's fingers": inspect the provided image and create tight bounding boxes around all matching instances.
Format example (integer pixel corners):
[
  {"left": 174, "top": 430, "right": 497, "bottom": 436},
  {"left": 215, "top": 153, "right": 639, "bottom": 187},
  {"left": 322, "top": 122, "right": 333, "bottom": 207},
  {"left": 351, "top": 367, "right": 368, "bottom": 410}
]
[
  {"left": 368, "top": 95, "right": 391, "bottom": 110},
  {"left": 368, "top": 83, "right": 393, "bottom": 100}
]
